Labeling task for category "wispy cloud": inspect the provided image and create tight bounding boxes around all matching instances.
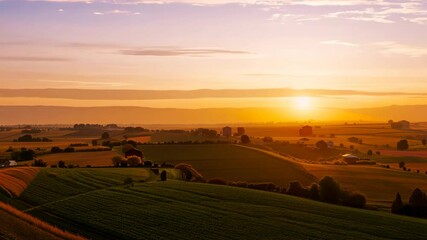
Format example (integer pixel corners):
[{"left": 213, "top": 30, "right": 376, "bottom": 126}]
[
  {"left": 0, "top": 56, "right": 71, "bottom": 62},
  {"left": 375, "top": 41, "right": 427, "bottom": 58},
  {"left": 0, "top": 88, "right": 426, "bottom": 100},
  {"left": 119, "top": 48, "right": 252, "bottom": 57},
  {"left": 39, "top": 80, "right": 130, "bottom": 87},
  {"left": 93, "top": 9, "right": 141, "bottom": 15},
  {"left": 320, "top": 40, "right": 359, "bottom": 47}
]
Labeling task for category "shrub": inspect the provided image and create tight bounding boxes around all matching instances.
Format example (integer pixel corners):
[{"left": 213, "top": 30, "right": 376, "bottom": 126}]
[
  {"left": 144, "top": 160, "right": 153, "bottom": 167},
  {"left": 240, "top": 135, "right": 251, "bottom": 144},
  {"left": 248, "top": 182, "right": 276, "bottom": 191},
  {"left": 160, "top": 171, "right": 167, "bottom": 181},
  {"left": 51, "top": 147, "right": 63, "bottom": 153},
  {"left": 316, "top": 140, "right": 328, "bottom": 151},
  {"left": 86, "top": 165, "right": 92, "bottom": 168},
  {"left": 112, "top": 156, "right": 125, "bottom": 167},
  {"left": 343, "top": 191, "right": 366, "bottom": 208},
  {"left": 64, "top": 147, "right": 75, "bottom": 153},
  {"left": 175, "top": 163, "right": 204, "bottom": 182},
  {"left": 123, "top": 177, "right": 133, "bottom": 185},
  {"left": 367, "top": 149, "right": 373, "bottom": 156},
  {"left": 399, "top": 161, "right": 405, "bottom": 168},
  {"left": 127, "top": 156, "right": 141, "bottom": 167},
  {"left": 51, "top": 164, "right": 57, "bottom": 168},
  {"left": 33, "top": 159, "right": 47, "bottom": 167},
  {"left": 319, "top": 176, "right": 341, "bottom": 203},
  {"left": 58, "top": 160, "right": 66, "bottom": 168},
  {"left": 208, "top": 178, "right": 228, "bottom": 185}
]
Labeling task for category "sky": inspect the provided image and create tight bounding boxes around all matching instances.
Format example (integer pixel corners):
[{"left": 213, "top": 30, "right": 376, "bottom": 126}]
[{"left": 0, "top": 0, "right": 427, "bottom": 112}]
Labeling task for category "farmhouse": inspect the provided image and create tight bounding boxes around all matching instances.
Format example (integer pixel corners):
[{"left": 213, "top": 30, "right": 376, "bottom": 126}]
[
  {"left": 391, "top": 120, "right": 410, "bottom": 129},
  {"left": 299, "top": 125, "right": 313, "bottom": 137},
  {"left": 0, "top": 160, "right": 17, "bottom": 168},
  {"left": 342, "top": 154, "right": 359, "bottom": 164},
  {"left": 222, "top": 126, "right": 232, "bottom": 137},
  {"left": 124, "top": 148, "right": 144, "bottom": 159}
]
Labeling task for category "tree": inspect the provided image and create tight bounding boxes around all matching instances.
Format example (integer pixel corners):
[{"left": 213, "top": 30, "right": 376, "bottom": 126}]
[
  {"left": 343, "top": 192, "right": 366, "bottom": 208},
  {"left": 399, "top": 161, "right": 405, "bottom": 168},
  {"left": 127, "top": 156, "right": 141, "bottom": 167},
  {"left": 319, "top": 176, "right": 341, "bottom": 203},
  {"left": 92, "top": 139, "right": 98, "bottom": 146},
  {"left": 422, "top": 139, "right": 427, "bottom": 146},
  {"left": 367, "top": 149, "right": 373, "bottom": 156},
  {"left": 160, "top": 171, "right": 167, "bottom": 181},
  {"left": 58, "top": 160, "right": 66, "bottom": 168},
  {"left": 397, "top": 139, "right": 409, "bottom": 150},
  {"left": 263, "top": 136, "right": 273, "bottom": 143},
  {"left": 316, "top": 140, "right": 328, "bottom": 151},
  {"left": 112, "top": 156, "right": 125, "bottom": 167},
  {"left": 51, "top": 147, "right": 63, "bottom": 153},
  {"left": 240, "top": 135, "right": 251, "bottom": 144},
  {"left": 101, "top": 132, "right": 110, "bottom": 139},
  {"left": 309, "top": 183, "right": 320, "bottom": 201},
  {"left": 409, "top": 188, "right": 426, "bottom": 208},
  {"left": 391, "top": 192, "right": 404, "bottom": 214},
  {"left": 287, "top": 181, "right": 305, "bottom": 197}
]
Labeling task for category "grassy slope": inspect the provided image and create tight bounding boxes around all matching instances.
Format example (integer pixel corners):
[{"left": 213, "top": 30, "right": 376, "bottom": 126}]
[
  {"left": 20, "top": 151, "right": 120, "bottom": 167},
  {"left": 138, "top": 144, "right": 315, "bottom": 186},
  {"left": 0, "top": 209, "right": 59, "bottom": 240},
  {"left": 6, "top": 168, "right": 427, "bottom": 239}
]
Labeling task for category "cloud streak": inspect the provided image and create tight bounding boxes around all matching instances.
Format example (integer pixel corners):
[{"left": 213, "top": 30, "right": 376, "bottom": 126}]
[
  {"left": 119, "top": 48, "right": 252, "bottom": 57},
  {"left": 0, "top": 56, "right": 71, "bottom": 62},
  {"left": 0, "top": 88, "right": 426, "bottom": 100}
]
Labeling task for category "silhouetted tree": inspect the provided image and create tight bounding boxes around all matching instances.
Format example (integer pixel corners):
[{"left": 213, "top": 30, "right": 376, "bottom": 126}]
[
  {"left": 240, "top": 135, "right": 251, "bottom": 144},
  {"left": 319, "top": 176, "right": 341, "bottom": 203},
  {"left": 391, "top": 192, "right": 404, "bottom": 214},
  {"left": 422, "top": 139, "right": 427, "bottom": 146},
  {"left": 343, "top": 192, "right": 366, "bottom": 208},
  {"left": 409, "top": 188, "right": 427, "bottom": 217},
  {"left": 287, "top": 181, "right": 305, "bottom": 197},
  {"left": 367, "top": 149, "right": 373, "bottom": 156},
  {"left": 309, "top": 183, "right": 320, "bottom": 201},
  {"left": 397, "top": 140, "right": 409, "bottom": 150},
  {"left": 399, "top": 161, "right": 405, "bottom": 168}
]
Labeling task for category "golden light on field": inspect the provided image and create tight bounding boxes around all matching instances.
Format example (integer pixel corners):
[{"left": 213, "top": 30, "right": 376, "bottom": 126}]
[{"left": 293, "top": 96, "right": 312, "bottom": 111}]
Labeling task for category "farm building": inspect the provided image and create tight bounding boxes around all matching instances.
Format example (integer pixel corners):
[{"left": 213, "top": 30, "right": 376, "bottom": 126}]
[
  {"left": 390, "top": 120, "right": 410, "bottom": 129},
  {"left": 342, "top": 154, "right": 359, "bottom": 164},
  {"left": 0, "top": 160, "right": 17, "bottom": 168},
  {"left": 299, "top": 125, "right": 313, "bottom": 137},
  {"left": 222, "top": 126, "right": 232, "bottom": 137},
  {"left": 125, "top": 148, "right": 144, "bottom": 160}
]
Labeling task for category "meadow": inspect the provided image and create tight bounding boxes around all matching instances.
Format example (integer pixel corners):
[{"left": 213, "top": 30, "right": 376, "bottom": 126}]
[
  {"left": 2, "top": 168, "right": 427, "bottom": 239},
  {"left": 137, "top": 144, "right": 316, "bottom": 186},
  {"left": 20, "top": 151, "right": 120, "bottom": 167}
]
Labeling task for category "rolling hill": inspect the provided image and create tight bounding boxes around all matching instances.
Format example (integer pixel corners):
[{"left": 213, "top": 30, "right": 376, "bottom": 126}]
[{"left": 0, "top": 167, "right": 426, "bottom": 239}]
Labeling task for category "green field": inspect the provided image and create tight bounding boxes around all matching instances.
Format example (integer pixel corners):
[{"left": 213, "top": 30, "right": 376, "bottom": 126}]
[
  {"left": 2, "top": 168, "right": 427, "bottom": 239},
  {"left": 137, "top": 144, "right": 315, "bottom": 186}
]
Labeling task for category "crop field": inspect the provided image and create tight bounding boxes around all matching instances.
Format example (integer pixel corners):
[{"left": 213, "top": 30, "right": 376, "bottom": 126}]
[
  {"left": 137, "top": 144, "right": 315, "bottom": 186},
  {"left": 303, "top": 164, "right": 427, "bottom": 209},
  {"left": 0, "top": 167, "right": 40, "bottom": 197},
  {"left": 148, "top": 132, "right": 225, "bottom": 143},
  {"left": 19, "top": 151, "right": 121, "bottom": 167},
  {"left": 2, "top": 170, "right": 426, "bottom": 239}
]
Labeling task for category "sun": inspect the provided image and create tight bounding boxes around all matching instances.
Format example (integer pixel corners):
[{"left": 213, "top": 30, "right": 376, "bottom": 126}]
[{"left": 293, "top": 96, "right": 312, "bottom": 110}]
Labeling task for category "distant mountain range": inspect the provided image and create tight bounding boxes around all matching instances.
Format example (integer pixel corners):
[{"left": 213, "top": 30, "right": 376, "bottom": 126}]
[{"left": 0, "top": 105, "right": 426, "bottom": 125}]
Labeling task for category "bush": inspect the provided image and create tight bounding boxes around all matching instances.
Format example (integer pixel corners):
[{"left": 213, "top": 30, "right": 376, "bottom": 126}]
[
  {"left": 51, "top": 164, "right": 57, "bottom": 168},
  {"left": 112, "top": 156, "right": 125, "bottom": 167},
  {"left": 51, "top": 147, "right": 63, "bottom": 153},
  {"left": 58, "top": 160, "right": 66, "bottom": 168},
  {"left": 367, "top": 149, "right": 373, "bottom": 156},
  {"left": 127, "top": 156, "right": 141, "bottom": 167},
  {"left": 240, "top": 135, "right": 251, "bottom": 144},
  {"left": 143, "top": 160, "right": 153, "bottom": 167},
  {"left": 64, "top": 147, "right": 75, "bottom": 153},
  {"left": 33, "top": 159, "right": 47, "bottom": 167},
  {"left": 160, "top": 171, "right": 167, "bottom": 181},
  {"left": 319, "top": 176, "right": 341, "bottom": 203},
  {"left": 208, "top": 178, "right": 228, "bottom": 185},
  {"left": 343, "top": 192, "right": 366, "bottom": 208},
  {"left": 248, "top": 182, "right": 276, "bottom": 191},
  {"left": 316, "top": 140, "right": 328, "bottom": 151}
]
